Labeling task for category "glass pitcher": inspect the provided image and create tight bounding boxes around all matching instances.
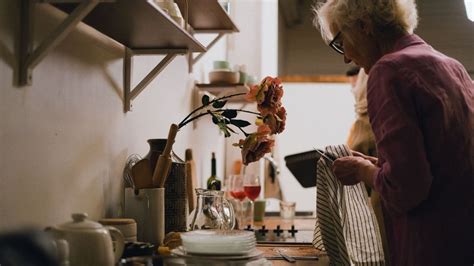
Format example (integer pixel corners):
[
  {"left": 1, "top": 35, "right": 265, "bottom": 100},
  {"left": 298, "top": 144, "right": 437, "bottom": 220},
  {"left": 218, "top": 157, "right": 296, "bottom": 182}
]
[{"left": 188, "top": 189, "right": 235, "bottom": 230}]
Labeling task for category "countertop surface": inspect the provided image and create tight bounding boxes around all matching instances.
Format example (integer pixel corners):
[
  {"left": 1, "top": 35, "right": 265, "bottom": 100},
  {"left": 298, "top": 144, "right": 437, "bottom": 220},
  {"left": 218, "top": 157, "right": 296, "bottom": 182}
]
[{"left": 120, "top": 216, "right": 329, "bottom": 265}]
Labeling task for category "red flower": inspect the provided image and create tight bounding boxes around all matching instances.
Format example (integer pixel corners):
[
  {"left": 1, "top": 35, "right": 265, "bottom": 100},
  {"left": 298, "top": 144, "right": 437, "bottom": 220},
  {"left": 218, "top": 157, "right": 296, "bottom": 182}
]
[{"left": 264, "top": 106, "right": 286, "bottom": 134}]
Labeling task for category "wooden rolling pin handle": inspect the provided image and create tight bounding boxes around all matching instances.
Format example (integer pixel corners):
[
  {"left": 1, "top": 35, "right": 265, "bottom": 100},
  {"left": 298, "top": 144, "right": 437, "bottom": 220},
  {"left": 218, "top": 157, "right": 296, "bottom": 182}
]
[
  {"left": 162, "top": 124, "right": 179, "bottom": 157},
  {"left": 152, "top": 124, "right": 179, "bottom": 187}
]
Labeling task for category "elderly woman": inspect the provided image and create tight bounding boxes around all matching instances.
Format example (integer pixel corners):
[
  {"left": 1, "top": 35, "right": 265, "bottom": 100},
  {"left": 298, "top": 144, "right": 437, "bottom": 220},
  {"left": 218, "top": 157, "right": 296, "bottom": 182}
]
[{"left": 314, "top": 0, "right": 474, "bottom": 265}]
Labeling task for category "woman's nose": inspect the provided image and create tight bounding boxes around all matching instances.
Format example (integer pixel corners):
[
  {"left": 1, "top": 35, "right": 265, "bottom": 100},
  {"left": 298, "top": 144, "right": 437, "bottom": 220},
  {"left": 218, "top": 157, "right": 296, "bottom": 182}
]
[{"left": 344, "top": 55, "right": 352, "bottom": 64}]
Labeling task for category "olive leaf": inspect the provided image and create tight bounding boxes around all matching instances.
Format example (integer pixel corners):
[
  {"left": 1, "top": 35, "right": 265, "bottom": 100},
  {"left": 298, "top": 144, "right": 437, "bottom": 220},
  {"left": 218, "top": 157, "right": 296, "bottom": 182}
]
[
  {"left": 202, "top": 95, "right": 210, "bottom": 105},
  {"left": 221, "top": 109, "right": 237, "bottom": 119},
  {"left": 230, "top": 119, "right": 251, "bottom": 127},
  {"left": 212, "top": 100, "right": 227, "bottom": 109},
  {"left": 208, "top": 110, "right": 219, "bottom": 124}
]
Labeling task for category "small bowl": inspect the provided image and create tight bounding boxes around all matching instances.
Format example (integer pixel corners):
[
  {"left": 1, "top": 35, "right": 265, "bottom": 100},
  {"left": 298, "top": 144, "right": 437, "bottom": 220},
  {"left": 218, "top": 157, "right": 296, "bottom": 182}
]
[
  {"left": 209, "top": 70, "right": 240, "bottom": 84},
  {"left": 213, "top": 60, "right": 231, "bottom": 70}
]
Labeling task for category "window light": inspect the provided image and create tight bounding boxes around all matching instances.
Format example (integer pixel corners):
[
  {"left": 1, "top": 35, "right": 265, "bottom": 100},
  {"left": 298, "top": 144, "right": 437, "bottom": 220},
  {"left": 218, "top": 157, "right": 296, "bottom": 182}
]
[{"left": 466, "top": 0, "right": 474, "bottom": 22}]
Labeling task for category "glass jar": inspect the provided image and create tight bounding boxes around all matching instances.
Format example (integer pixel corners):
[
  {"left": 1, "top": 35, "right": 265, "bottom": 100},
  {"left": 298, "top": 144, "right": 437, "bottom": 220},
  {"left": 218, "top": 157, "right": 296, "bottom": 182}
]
[{"left": 188, "top": 189, "right": 235, "bottom": 230}]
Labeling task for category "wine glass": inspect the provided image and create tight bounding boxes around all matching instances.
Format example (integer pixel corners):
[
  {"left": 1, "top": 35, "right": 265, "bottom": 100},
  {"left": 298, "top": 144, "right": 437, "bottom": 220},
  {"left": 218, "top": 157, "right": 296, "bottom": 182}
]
[
  {"left": 229, "top": 174, "right": 246, "bottom": 228},
  {"left": 243, "top": 174, "right": 261, "bottom": 201},
  {"left": 243, "top": 174, "right": 261, "bottom": 227}
]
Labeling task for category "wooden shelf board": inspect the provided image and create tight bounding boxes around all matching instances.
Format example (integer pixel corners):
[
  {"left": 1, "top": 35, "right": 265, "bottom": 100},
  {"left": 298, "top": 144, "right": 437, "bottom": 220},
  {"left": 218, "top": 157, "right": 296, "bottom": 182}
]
[
  {"left": 53, "top": 0, "right": 206, "bottom": 52},
  {"left": 196, "top": 83, "right": 249, "bottom": 102},
  {"left": 175, "top": 0, "right": 239, "bottom": 33},
  {"left": 280, "top": 75, "right": 350, "bottom": 83}
]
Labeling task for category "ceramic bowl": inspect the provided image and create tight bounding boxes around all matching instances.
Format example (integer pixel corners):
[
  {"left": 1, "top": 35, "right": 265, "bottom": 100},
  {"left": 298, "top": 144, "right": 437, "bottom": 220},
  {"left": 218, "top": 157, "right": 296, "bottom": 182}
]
[{"left": 209, "top": 70, "right": 240, "bottom": 84}]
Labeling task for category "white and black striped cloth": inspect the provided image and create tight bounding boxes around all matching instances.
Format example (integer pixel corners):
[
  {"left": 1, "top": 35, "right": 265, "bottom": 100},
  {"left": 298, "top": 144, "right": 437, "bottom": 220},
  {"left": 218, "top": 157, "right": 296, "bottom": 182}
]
[{"left": 313, "top": 145, "right": 385, "bottom": 266}]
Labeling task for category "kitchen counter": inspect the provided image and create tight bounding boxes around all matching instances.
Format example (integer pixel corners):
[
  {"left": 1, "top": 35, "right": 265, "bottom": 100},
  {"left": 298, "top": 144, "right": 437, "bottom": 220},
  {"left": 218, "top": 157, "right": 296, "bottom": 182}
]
[{"left": 120, "top": 216, "right": 330, "bottom": 265}]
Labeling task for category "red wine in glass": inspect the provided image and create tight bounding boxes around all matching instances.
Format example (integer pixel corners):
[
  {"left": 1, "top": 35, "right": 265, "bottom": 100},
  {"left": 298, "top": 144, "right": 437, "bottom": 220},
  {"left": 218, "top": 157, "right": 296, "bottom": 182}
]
[
  {"left": 244, "top": 185, "right": 261, "bottom": 201},
  {"left": 232, "top": 191, "right": 246, "bottom": 201}
]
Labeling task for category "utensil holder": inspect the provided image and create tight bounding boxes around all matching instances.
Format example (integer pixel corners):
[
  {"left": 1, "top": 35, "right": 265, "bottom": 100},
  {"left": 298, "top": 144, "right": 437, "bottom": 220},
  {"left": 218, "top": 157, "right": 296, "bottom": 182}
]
[
  {"left": 124, "top": 188, "right": 165, "bottom": 245},
  {"left": 145, "top": 139, "right": 188, "bottom": 233}
]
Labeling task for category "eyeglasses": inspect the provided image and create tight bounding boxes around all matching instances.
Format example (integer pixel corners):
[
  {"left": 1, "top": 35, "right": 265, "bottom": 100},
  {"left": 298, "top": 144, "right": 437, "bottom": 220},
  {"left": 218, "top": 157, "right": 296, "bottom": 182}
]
[{"left": 329, "top": 31, "right": 344, "bottom": 55}]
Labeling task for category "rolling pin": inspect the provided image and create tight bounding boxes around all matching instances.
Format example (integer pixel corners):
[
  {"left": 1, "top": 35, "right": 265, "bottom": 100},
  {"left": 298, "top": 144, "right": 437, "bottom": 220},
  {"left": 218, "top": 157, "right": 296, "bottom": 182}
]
[
  {"left": 152, "top": 124, "right": 179, "bottom": 188},
  {"left": 185, "top": 149, "right": 198, "bottom": 212}
]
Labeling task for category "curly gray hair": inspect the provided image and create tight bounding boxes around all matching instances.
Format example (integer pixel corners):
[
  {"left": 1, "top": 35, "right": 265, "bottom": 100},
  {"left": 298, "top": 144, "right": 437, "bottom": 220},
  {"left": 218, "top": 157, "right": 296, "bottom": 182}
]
[{"left": 313, "top": 0, "right": 418, "bottom": 43}]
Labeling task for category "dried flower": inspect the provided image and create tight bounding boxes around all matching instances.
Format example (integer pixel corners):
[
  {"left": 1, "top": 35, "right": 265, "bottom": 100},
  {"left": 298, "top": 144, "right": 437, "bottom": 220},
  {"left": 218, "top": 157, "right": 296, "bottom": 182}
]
[
  {"left": 246, "top": 76, "right": 284, "bottom": 115},
  {"left": 236, "top": 126, "right": 275, "bottom": 165},
  {"left": 263, "top": 106, "right": 286, "bottom": 134},
  {"left": 178, "top": 76, "right": 286, "bottom": 165}
]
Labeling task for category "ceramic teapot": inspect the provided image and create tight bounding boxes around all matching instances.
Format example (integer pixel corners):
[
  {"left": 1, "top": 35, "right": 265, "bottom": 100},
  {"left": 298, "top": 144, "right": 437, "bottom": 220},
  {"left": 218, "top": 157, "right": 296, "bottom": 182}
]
[{"left": 47, "top": 213, "right": 124, "bottom": 266}]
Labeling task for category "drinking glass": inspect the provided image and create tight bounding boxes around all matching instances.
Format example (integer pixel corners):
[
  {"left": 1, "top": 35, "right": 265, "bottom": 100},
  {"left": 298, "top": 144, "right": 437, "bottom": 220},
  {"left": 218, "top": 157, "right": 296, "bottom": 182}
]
[
  {"left": 243, "top": 174, "right": 261, "bottom": 201},
  {"left": 243, "top": 174, "right": 261, "bottom": 226},
  {"left": 279, "top": 201, "right": 296, "bottom": 219},
  {"left": 228, "top": 175, "right": 246, "bottom": 228}
]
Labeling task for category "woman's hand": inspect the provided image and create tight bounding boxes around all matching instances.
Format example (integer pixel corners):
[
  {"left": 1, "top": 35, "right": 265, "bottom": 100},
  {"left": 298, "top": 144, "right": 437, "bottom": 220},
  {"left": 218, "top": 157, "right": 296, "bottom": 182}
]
[
  {"left": 332, "top": 156, "right": 379, "bottom": 187},
  {"left": 351, "top": 150, "right": 378, "bottom": 165}
]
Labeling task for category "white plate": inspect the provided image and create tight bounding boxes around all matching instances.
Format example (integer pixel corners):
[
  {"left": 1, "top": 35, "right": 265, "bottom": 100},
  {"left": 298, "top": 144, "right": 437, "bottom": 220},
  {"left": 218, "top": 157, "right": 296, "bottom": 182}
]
[
  {"left": 181, "top": 230, "right": 255, "bottom": 242},
  {"left": 172, "top": 246, "right": 263, "bottom": 260},
  {"left": 182, "top": 244, "right": 255, "bottom": 255}
]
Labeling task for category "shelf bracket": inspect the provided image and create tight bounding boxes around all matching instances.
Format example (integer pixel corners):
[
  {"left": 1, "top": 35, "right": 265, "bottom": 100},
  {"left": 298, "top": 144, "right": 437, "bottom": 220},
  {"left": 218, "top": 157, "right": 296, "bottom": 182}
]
[
  {"left": 188, "top": 32, "right": 225, "bottom": 72},
  {"left": 18, "top": 0, "right": 108, "bottom": 86},
  {"left": 123, "top": 48, "right": 188, "bottom": 113}
]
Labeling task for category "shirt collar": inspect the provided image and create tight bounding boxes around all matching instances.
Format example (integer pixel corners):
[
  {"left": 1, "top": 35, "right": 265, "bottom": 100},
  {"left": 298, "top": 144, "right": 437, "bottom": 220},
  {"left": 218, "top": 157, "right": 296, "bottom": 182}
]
[{"left": 392, "top": 34, "right": 426, "bottom": 52}]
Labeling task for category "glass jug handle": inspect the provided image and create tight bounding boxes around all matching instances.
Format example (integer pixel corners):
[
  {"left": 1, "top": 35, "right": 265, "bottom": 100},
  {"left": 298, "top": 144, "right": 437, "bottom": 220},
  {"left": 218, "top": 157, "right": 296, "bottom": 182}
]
[{"left": 222, "top": 198, "right": 235, "bottom": 230}]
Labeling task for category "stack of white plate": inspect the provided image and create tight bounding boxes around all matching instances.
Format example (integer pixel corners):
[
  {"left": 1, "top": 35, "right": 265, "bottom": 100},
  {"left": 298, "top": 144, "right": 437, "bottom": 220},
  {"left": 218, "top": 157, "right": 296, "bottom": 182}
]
[{"left": 180, "top": 230, "right": 256, "bottom": 255}]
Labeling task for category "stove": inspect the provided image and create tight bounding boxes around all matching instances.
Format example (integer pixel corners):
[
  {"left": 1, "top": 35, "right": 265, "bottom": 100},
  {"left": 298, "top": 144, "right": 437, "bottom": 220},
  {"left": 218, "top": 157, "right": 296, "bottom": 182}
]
[{"left": 245, "top": 224, "right": 314, "bottom": 244}]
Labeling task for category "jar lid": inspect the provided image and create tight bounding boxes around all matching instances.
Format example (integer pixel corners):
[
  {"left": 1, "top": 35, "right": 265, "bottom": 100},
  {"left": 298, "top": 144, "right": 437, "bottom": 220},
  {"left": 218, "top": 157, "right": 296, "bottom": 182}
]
[{"left": 58, "top": 213, "right": 103, "bottom": 230}]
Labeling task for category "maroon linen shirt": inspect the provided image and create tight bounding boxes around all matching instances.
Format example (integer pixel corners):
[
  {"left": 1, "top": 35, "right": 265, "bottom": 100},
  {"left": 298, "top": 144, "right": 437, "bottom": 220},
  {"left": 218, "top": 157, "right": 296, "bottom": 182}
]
[{"left": 367, "top": 35, "right": 474, "bottom": 266}]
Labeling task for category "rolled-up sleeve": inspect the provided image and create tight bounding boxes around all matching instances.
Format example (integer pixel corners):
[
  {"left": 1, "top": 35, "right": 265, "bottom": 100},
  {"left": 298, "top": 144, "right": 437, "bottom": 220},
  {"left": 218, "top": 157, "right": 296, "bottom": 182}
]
[{"left": 368, "top": 62, "right": 434, "bottom": 215}]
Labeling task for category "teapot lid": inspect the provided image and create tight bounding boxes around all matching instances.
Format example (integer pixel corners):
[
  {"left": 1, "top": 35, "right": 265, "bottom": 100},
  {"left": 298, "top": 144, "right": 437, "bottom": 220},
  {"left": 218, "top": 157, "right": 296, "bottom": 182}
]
[{"left": 59, "top": 213, "right": 103, "bottom": 230}]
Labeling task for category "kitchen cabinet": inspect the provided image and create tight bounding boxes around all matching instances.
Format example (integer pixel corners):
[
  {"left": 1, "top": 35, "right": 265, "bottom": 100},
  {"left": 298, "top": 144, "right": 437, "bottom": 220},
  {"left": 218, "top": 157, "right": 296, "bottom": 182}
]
[{"left": 19, "top": 0, "right": 239, "bottom": 112}]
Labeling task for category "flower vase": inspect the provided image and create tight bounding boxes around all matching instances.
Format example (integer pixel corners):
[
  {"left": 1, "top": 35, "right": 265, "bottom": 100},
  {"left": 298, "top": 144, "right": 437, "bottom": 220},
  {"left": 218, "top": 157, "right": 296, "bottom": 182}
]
[{"left": 145, "top": 139, "right": 187, "bottom": 233}]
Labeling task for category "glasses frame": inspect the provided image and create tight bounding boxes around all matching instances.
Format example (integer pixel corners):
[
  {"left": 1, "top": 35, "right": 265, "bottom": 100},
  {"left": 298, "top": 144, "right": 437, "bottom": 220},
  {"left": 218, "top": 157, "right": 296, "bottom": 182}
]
[{"left": 329, "top": 31, "right": 344, "bottom": 55}]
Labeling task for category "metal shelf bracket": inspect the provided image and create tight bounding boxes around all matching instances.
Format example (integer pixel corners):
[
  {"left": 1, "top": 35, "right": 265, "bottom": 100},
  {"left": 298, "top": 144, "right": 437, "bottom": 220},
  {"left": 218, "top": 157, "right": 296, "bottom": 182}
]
[
  {"left": 18, "top": 0, "right": 110, "bottom": 86},
  {"left": 187, "top": 32, "right": 225, "bottom": 72},
  {"left": 123, "top": 48, "right": 188, "bottom": 112}
]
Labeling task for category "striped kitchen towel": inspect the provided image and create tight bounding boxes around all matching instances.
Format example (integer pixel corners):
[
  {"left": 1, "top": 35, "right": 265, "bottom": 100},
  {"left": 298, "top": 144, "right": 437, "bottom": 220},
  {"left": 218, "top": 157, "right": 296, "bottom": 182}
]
[{"left": 313, "top": 145, "right": 385, "bottom": 266}]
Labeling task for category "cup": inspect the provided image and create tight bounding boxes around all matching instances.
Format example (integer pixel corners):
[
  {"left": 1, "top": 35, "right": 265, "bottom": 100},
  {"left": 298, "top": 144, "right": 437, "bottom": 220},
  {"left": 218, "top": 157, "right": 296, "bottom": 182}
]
[
  {"left": 279, "top": 201, "right": 296, "bottom": 219},
  {"left": 238, "top": 71, "right": 247, "bottom": 84},
  {"left": 253, "top": 200, "right": 266, "bottom": 222},
  {"left": 213, "top": 60, "right": 231, "bottom": 70}
]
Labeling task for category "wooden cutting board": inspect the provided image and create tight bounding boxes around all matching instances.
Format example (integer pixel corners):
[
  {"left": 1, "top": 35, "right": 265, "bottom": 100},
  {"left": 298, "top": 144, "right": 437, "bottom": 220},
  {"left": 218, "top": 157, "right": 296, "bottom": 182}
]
[{"left": 131, "top": 158, "right": 154, "bottom": 189}]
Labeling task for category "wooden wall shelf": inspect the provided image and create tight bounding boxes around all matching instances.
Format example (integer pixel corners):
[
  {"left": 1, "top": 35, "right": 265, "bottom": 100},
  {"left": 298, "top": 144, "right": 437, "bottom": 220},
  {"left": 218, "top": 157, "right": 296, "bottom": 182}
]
[
  {"left": 54, "top": 0, "right": 205, "bottom": 51},
  {"left": 19, "top": 0, "right": 240, "bottom": 113},
  {"left": 279, "top": 75, "right": 350, "bottom": 83},
  {"left": 195, "top": 83, "right": 249, "bottom": 103},
  {"left": 174, "top": 0, "right": 240, "bottom": 72},
  {"left": 175, "top": 0, "right": 239, "bottom": 33}
]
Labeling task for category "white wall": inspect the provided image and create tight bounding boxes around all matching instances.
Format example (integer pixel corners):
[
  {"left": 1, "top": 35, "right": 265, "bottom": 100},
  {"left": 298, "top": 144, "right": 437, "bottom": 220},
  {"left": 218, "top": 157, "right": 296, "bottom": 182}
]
[
  {"left": 0, "top": 0, "right": 228, "bottom": 230},
  {"left": 277, "top": 82, "right": 355, "bottom": 211}
]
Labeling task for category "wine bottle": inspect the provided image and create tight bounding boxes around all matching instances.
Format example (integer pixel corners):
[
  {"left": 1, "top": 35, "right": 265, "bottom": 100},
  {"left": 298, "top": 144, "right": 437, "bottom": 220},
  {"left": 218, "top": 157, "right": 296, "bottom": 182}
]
[{"left": 207, "top": 152, "right": 222, "bottom": 190}]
